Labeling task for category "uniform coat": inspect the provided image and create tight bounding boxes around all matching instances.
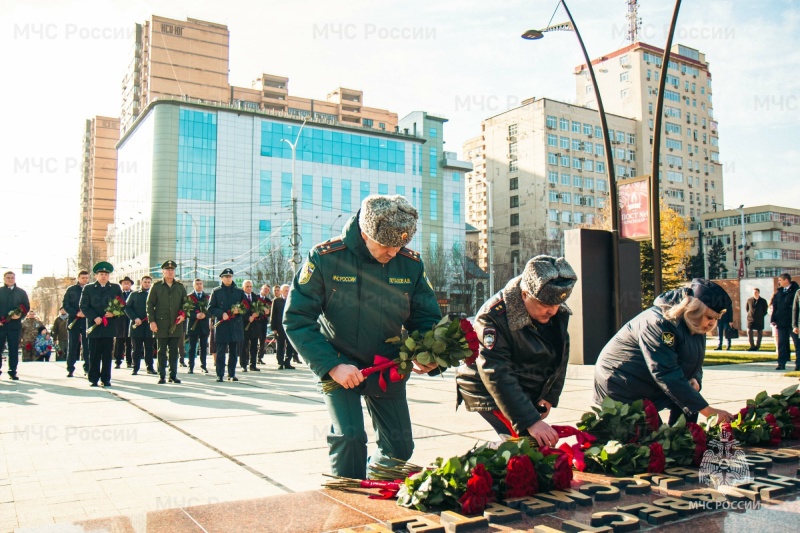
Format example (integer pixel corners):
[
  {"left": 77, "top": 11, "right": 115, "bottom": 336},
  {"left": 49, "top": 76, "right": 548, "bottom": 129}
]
[
  {"left": 456, "top": 277, "right": 570, "bottom": 435},
  {"left": 146, "top": 280, "right": 188, "bottom": 339},
  {"left": 79, "top": 282, "right": 123, "bottom": 339},
  {"left": 0, "top": 285, "right": 30, "bottom": 331},
  {"left": 209, "top": 282, "right": 245, "bottom": 344},
  {"left": 241, "top": 292, "right": 263, "bottom": 339},
  {"left": 116, "top": 290, "right": 133, "bottom": 336},
  {"left": 593, "top": 289, "right": 708, "bottom": 418}
]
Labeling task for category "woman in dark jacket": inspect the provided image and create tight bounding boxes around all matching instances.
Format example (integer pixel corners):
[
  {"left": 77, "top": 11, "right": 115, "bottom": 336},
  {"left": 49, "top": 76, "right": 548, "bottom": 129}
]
[
  {"left": 456, "top": 256, "right": 576, "bottom": 447},
  {"left": 594, "top": 278, "right": 734, "bottom": 425}
]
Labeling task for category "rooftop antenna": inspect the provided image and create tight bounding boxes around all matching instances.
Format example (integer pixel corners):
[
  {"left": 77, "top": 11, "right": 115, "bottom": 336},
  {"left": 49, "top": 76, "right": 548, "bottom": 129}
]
[{"left": 627, "top": 0, "right": 642, "bottom": 42}]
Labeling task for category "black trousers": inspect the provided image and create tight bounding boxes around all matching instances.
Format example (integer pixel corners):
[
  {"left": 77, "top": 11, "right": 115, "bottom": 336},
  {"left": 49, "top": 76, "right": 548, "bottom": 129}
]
[
  {"left": 276, "top": 333, "right": 296, "bottom": 366},
  {"left": 216, "top": 342, "right": 238, "bottom": 378},
  {"left": 88, "top": 337, "right": 114, "bottom": 385},
  {"left": 132, "top": 337, "right": 154, "bottom": 373},
  {"left": 258, "top": 327, "right": 268, "bottom": 357},
  {"left": 67, "top": 323, "right": 89, "bottom": 374},
  {"left": 777, "top": 327, "right": 800, "bottom": 368},
  {"left": 157, "top": 336, "right": 180, "bottom": 379},
  {"left": 0, "top": 328, "right": 21, "bottom": 375},
  {"left": 240, "top": 337, "right": 258, "bottom": 369},
  {"left": 188, "top": 334, "right": 208, "bottom": 370},
  {"left": 114, "top": 336, "right": 132, "bottom": 366},
  {"left": 748, "top": 328, "right": 763, "bottom": 349}
]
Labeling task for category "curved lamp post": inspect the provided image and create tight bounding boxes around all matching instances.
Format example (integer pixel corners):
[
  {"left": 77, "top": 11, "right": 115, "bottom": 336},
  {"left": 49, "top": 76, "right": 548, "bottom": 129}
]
[{"left": 523, "top": 5, "right": 621, "bottom": 330}]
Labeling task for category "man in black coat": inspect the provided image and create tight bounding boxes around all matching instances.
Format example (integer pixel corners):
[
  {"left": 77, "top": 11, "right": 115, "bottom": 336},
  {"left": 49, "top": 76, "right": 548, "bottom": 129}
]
[
  {"left": 187, "top": 278, "right": 210, "bottom": 374},
  {"left": 771, "top": 273, "right": 800, "bottom": 370},
  {"left": 114, "top": 276, "right": 134, "bottom": 368},
  {"left": 79, "top": 262, "right": 123, "bottom": 387},
  {"left": 257, "top": 284, "right": 272, "bottom": 364},
  {"left": 240, "top": 280, "right": 263, "bottom": 372},
  {"left": 63, "top": 270, "right": 89, "bottom": 377},
  {"left": 271, "top": 284, "right": 296, "bottom": 369},
  {"left": 125, "top": 276, "right": 155, "bottom": 375},
  {"left": 0, "top": 271, "right": 31, "bottom": 380},
  {"left": 746, "top": 287, "right": 769, "bottom": 351},
  {"left": 209, "top": 269, "right": 244, "bottom": 382}
]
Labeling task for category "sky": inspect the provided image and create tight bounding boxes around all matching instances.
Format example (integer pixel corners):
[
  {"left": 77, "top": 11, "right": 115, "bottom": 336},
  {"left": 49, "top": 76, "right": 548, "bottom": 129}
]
[{"left": 1, "top": 0, "right": 798, "bottom": 289}]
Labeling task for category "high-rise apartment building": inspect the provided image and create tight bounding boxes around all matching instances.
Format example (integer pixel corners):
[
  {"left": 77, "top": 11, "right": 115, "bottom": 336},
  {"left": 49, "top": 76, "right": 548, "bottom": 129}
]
[
  {"left": 574, "top": 43, "right": 723, "bottom": 247},
  {"left": 702, "top": 206, "right": 800, "bottom": 279},
  {"left": 464, "top": 97, "right": 638, "bottom": 284},
  {"left": 78, "top": 116, "right": 119, "bottom": 267},
  {"left": 463, "top": 136, "right": 487, "bottom": 268}
]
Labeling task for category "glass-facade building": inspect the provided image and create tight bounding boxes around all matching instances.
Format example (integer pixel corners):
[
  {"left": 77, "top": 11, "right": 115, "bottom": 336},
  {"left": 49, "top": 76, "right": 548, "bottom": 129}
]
[{"left": 114, "top": 101, "right": 468, "bottom": 284}]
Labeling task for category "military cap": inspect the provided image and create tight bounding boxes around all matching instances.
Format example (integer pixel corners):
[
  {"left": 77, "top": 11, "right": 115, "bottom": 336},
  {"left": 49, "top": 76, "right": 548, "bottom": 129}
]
[
  {"left": 92, "top": 261, "right": 114, "bottom": 274},
  {"left": 521, "top": 255, "right": 577, "bottom": 306},
  {"left": 220, "top": 268, "right": 234, "bottom": 277},
  {"left": 119, "top": 276, "right": 134, "bottom": 284},
  {"left": 161, "top": 260, "right": 177, "bottom": 270},
  {"left": 690, "top": 278, "right": 732, "bottom": 315},
  {"left": 358, "top": 194, "right": 418, "bottom": 247}
]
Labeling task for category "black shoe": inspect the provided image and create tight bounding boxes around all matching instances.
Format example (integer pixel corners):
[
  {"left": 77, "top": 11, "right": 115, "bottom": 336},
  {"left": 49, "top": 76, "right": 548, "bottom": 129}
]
[
  {"left": 188, "top": 369, "right": 194, "bottom": 374},
  {"left": 715, "top": 345, "right": 722, "bottom": 350},
  {"left": 115, "top": 363, "right": 121, "bottom": 369},
  {"left": 257, "top": 358, "right": 265, "bottom": 365},
  {"left": 9, "top": 374, "right": 19, "bottom": 381},
  {"left": 179, "top": 361, "right": 187, "bottom": 367},
  {"left": 132, "top": 371, "right": 138, "bottom": 375},
  {"left": 284, "top": 365, "right": 296, "bottom": 370},
  {"left": 102, "top": 382, "right": 111, "bottom": 387},
  {"left": 67, "top": 371, "right": 74, "bottom": 378},
  {"left": 126, "top": 363, "right": 131, "bottom": 369},
  {"left": 293, "top": 358, "right": 302, "bottom": 364},
  {"left": 158, "top": 378, "right": 166, "bottom": 384},
  {"left": 228, "top": 376, "right": 239, "bottom": 381},
  {"left": 250, "top": 366, "right": 260, "bottom": 371},
  {"left": 278, "top": 365, "right": 284, "bottom": 370},
  {"left": 242, "top": 367, "right": 248, "bottom": 372},
  {"left": 147, "top": 368, "right": 157, "bottom": 375},
  {"left": 216, "top": 377, "right": 223, "bottom": 382},
  {"left": 90, "top": 382, "right": 98, "bottom": 387},
  {"left": 776, "top": 365, "right": 786, "bottom": 370},
  {"left": 201, "top": 367, "right": 208, "bottom": 374},
  {"left": 169, "top": 377, "right": 181, "bottom": 384}
]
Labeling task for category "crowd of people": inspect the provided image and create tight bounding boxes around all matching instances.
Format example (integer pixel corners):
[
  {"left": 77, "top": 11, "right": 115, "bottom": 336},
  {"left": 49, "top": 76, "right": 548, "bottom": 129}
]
[{"left": 2, "top": 193, "right": 800, "bottom": 482}]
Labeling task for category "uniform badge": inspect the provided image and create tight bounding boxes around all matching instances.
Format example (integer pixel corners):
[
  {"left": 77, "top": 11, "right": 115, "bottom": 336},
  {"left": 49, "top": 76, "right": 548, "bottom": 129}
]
[
  {"left": 298, "top": 261, "right": 316, "bottom": 285},
  {"left": 662, "top": 332, "right": 675, "bottom": 347},
  {"left": 483, "top": 327, "right": 496, "bottom": 350}
]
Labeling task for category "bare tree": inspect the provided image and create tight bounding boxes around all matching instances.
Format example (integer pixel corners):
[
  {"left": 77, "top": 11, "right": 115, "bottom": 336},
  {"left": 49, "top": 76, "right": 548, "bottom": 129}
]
[
  {"left": 449, "top": 240, "right": 485, "bottom": 315},
  {"left": 494, "top": 227, "right": 561, "bottom": 288},
  {"left": 422, "top": 243, "right": 449, "bottom": 302}
]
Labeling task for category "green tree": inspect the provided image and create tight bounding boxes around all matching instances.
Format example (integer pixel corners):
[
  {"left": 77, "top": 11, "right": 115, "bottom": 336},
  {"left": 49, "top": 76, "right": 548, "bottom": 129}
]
[
  {"left": 707, "top": 240, "right": 728, "bottom": 279},
  {"left": 685, "top": 252, "right": 705, "bottom": 280}
]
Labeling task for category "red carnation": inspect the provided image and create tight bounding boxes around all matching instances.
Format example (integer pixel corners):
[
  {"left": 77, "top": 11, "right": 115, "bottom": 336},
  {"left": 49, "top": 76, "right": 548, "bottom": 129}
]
[
  {"left": 787, "top": 406, "right": 800, "bottom": 419},
  {"left": 765, "top": 413, "right": 777, "bottom": 425},
  {"left": 648, "top": 442, "right": 666, "bottom": 473},
  {"left": 643, "top": 399, "right": 661, "bottom": 431},
  {"left": 459, "top": 464, "right": 495, "bottom": 515},
  {"left": 504, "top": 455, "right": 538, "bottom": 497},
  {"left": 769, "top": 424, "right": 782, "bottom": 446},
  {"left": 686, "top": 422, "right": 708, "bottom": 466}
]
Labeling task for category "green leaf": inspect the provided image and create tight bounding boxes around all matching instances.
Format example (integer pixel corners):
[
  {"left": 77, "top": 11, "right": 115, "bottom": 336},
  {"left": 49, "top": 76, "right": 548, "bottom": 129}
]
[
  {"left": 620, "top": 404, "right": 629, "bottom": 416},
  {"left": 754, "top": 391, "right": 768, "bottom": 404},
  {"left": 781, "top": 384, "right": 799, "bottom": 397},
  {"left": 441, "top": 457, "right": 461, "bottom": 475},
  {"left": 435, "top": 356, "right": 449, "bottom": 368},
  {"left": 601, "top": 396, "right": 617, "bottom": 410},
  {"left": 437, "top": 315, "right": 449, "bottom": 327},
  {"left": 405, "top": 337, "right": 417, "bottom": 350},
  {"left": 416, "top": 352, "right": 432, "bottom": 365},
  {"left": 673, "top": 415, "right": 686, "bottom": 428},
  {"left": 432, "top": 340, "right": 447, "bottom": 354}
]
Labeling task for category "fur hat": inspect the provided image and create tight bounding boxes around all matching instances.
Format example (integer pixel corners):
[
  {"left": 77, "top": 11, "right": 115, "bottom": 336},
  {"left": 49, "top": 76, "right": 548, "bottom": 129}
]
[
  {"left": 358, "top": 194, "right": 418, "bottom": 247},
  {"left": 521, "top": 255, "right": 577, "bottom": 305}
]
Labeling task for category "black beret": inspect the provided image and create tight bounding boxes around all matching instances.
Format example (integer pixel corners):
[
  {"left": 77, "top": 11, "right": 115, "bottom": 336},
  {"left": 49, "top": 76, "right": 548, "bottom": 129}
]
[{"left": 690, "top": 278, "right": 732, "bottom": 315}]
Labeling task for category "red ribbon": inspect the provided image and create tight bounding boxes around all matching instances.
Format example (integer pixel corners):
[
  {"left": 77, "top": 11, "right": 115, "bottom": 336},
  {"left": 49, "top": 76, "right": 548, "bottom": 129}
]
[
  {"left": 551, "top": 425, "right": 597, "bottom": 448},
  {"left": 359, "top": 480, "right": 402, "bottom": 499},
  {"left": 361, "top": 355, "right": 402, "bottom": 392}
]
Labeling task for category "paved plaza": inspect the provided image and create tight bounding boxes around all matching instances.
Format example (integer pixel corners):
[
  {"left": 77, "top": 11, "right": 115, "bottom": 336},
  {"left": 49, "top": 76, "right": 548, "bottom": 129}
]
[{"left": 1, "top": 352, "right": 799, "bottom": 532}]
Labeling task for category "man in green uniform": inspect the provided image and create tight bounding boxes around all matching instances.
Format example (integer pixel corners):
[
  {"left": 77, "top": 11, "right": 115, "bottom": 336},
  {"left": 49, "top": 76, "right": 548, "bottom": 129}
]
[
  {"left": 79, "top": 262, "right": 123, "bottom": 387},
  {"left": 284, "top": 194, "right": 442, "bottom": 479},
  {"left": 146, "top": 260, "right": 188, "bottom": 384}
]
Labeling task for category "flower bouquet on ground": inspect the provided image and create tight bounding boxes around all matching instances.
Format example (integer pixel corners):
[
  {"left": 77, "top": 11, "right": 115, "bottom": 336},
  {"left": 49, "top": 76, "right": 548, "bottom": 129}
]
[
  {"left": 86, "top": 296, "right": 126, "bottom": 335},
  {"left": 320, "top": 316, "right": 480, "bottom": 393},
  {"left": 0, "top": 305, "right": 28, "bottom": 327},
  {"left": 186, "top": 295, "right": 208, "bottom": 331},
  {"left": 213, "top": 302, "right": 245, "bottom": 329},
  {"left": 245, "top": 299, "right": 266, "bottom": 331}
]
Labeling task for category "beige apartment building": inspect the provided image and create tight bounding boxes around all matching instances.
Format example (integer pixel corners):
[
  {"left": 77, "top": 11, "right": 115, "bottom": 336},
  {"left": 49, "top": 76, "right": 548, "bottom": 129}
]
[
  {"left": 702, "top": 206, "right": 800, "bottom": 279},
  {"left": 78, "top": 116, "right": 119, "bottom": 268},
  {"left": 574, "top": 42, "right": 723, "bottom": 249},
  {"left": 464, "top": 97, "right": 638, "bottom": 283}
]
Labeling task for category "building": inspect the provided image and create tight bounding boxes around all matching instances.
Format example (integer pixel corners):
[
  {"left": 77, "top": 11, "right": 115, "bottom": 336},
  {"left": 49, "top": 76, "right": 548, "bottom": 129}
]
[
  {"left": 574, "top": 42, "right": 723, "bottom": 248},
  {"left": 464, "top": 97, "right": 638, "bottom": 287},
  {"left": 463, "top": 136, "right": 488, "bottom": 269},
  {"left": 113, "top": 100, "right": 470, "bottom": 287},
  {"left": 701, "top": 205, "right": 800, "bottom": 279},
  {"left": 78, "top": 116, "right": 119, "bottom": 268}
]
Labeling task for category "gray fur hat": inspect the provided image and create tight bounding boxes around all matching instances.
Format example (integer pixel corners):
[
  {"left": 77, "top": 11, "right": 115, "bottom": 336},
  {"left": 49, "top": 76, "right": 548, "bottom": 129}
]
[
  {"left": 521, "top": 255, "right": 577, "bottom": 305},
  {"left": 358, "top": 194, "right": 418, "bottom": 247}
]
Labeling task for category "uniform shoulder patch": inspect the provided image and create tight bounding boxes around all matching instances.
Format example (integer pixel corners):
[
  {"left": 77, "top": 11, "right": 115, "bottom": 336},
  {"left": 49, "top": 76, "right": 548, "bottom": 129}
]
[
  {"left": 315, "top": 238, "right": 346, "bottom": 256},
  {"left": 490, "top": 300, "right": 506, "bottom": 315},
  {"left": 483, "top": 327, "right": 497, "bottom": 350},
  {"left": 398, "top": 247, "right": 420, "bottom": 261},
  {"left": 298, "top": 261, "right": 316, "bottom": 285},
  {"left": 662, "top": 331, "right": 676, "bottom": 347}
]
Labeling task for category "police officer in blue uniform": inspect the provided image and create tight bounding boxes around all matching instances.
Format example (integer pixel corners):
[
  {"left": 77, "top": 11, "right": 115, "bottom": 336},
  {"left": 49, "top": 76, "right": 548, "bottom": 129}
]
[
  {"left": 209, "top": 268, "right": 245, "bottom": 382},
  {"left": 79, "top": 262, "right": 123, "bottom": 387}
]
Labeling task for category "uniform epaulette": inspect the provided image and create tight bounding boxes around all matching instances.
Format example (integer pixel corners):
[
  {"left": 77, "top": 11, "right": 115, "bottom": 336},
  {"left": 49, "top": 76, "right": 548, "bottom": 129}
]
[
  {"left": 398, "top": 247, "right": 421, "bottom": 262},
  {"left": 490, "top": 300, "right": 506, "bottom": 315},
  {"left": 316, "top": 238, "right": 346, "bottom": 255}
]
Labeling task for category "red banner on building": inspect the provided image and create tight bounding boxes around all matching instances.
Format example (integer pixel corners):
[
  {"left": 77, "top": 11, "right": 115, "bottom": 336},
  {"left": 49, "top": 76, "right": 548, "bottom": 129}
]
[{"left": 618, "top": 177, "right": 651, "bottom": 241}]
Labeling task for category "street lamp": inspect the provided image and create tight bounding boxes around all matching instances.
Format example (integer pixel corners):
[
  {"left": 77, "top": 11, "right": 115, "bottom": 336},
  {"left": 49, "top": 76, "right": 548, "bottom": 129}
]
[
  {"left": 522, "top": 2, "right": 621, "bottom": 330},
  {"left": 738, "top": 204, "right": 747, "bottom": 278},
  {"left": 183, "top": 211, "right": 200, "bottom": 280},
  {"left": 282, "top": 116, "right": 309, "bottom": 275}
]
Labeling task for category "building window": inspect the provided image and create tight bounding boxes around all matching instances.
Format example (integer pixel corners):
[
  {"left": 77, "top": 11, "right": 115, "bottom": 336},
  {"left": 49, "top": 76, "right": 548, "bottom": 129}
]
[
  {"left": 559, "top": 118, "right": 569, "bottom": 130},
  {"left": 363, "top": 118, "right": 374, "bottom": 127},
  {"left": 509, "top": 160, "right": 518, "bottom": 172},
  {"left": 429, "top": 147, "right": 437, "bottom": 177},
  {"left": 429, "top": 127, "right": 438, "bottom": 137},
  {"left": 378, "top": 183, "right": 388, "bottom": 195},
  {"left": 620, "top": 71, "right": 629, "bottom": 82},
  {"left": 510, "top": 195, "right": 519, "bottom": 208},
  {"left": 548, "top": 209, "right": 558, "bottom": 221},
  {"left": 560, "top": 136, "right": 569, "bottom": 149},
  {"left": 547, "top": 134, "right": 557, "bottom": 147},
  {"left": 510, "top": 177, "right": 518, "bottom": 190},
  {"left": 595, "top": 144, "right": 604, "bottom": 157},
  {"left": 508, "top": 124, "right": 518, "bottom": 136},
  {"left": 510, "top": 213, "right": 519, "bottom": 226},
  {"left": 561, "top": 155, "right": 570, "bottom": 167},
  {"left": 360, "top": 181, "right": 370, "bottom": 201},
  {"left": 572, "top": 121, "right": 581, "bottom": 133},
  {"left": 548, "top": 152, "right": 558, "bottom": 165},
  {"left": 430, "top": 189, "right": 438, "bottom": 220},
  {"left": 573, "top": 175, "right": 582, "bottom": 188},
  {"left": 596, "top": 161, "right": 605, "bottom": 173},
  {"left": 549, "top": 191, "right": 559, "bottom": 203},
  {"left": 258, "top": 220, "right": 271, "bottom": 255},
  {"left": 322, "top": 177, "right": 332, "bottom": 210},
  {"left": 561, "top": 192, "right": 571, "bottom": 204},
  {"left": 583, "top": 124, "right": 592, "bottom": 136},
  {"left": 561, "top": 173, "right": 570, "bottom": 186},
  {"left": 510, "top": 232, "right": 520, "bottom": 245},
  {"left": 379, "top": 122, "right": 386, "bottom": 130},
  {"left": 396, "top": 185, "right": 405, "bottom": 197},
  {"left": 546, "top": 115, "right": 557, "bottom": 129},
  {"left": 548, "top": 171, "right": 558, "bottom": 184}
]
